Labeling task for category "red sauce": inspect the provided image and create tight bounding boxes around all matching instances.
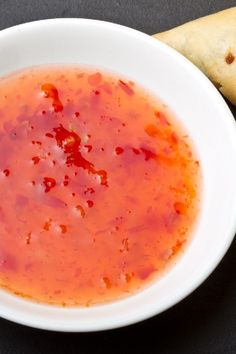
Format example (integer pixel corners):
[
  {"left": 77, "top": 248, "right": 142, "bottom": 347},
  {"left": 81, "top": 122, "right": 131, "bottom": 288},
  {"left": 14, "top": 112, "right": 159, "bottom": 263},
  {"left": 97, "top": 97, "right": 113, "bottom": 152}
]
[{"left": 0, "top": 66, "right": 200, "bottom": 306}]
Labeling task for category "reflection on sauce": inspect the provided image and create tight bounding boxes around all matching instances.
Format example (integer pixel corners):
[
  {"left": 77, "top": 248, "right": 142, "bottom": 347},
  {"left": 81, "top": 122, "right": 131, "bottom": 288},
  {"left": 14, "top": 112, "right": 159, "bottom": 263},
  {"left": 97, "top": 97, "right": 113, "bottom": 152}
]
[{"left": 0, "top": 66, "right": 200, "bottom": 306}]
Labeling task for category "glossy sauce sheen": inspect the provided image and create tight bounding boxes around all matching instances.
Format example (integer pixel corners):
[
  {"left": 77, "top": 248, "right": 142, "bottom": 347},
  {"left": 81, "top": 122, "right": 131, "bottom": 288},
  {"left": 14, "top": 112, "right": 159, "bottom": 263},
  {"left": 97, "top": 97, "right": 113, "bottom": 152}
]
[{"left": 0, "top": 66, "right": 200, "bottom": 306}]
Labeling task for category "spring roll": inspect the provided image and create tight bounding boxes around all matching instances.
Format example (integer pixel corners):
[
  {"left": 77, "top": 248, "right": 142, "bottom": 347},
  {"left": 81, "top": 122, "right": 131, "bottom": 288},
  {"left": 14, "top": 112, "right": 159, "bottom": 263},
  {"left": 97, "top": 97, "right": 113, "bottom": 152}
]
[{"left": 153, "top": 7, "right": 236, "bottom": 105}]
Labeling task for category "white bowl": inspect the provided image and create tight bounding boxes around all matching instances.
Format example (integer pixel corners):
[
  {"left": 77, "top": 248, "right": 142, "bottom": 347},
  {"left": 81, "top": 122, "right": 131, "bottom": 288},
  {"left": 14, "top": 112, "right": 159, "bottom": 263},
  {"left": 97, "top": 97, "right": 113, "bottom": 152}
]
[{"left": 0, "top": 19, "right": 236, "bottom": 332}]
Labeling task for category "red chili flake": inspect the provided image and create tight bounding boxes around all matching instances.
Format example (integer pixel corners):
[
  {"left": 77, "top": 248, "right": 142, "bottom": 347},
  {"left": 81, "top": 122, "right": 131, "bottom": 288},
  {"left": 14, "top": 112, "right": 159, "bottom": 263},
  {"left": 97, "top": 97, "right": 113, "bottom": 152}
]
[
  {"left": 74, "top": 112, "right": 80, "bottom": 118},
  {"left": 41, "top": 83, "right": 63, "bottom": 112},
  {"left": 155, "top": 111, "right": 170, "bottom": 126},
  {"left": 32, "top": 156, "right": 40, "bottom": 164},
  {"left": 53, "top": 125, "right": 81, "bottom": 153},
  {"left": 26, "top": 232, "right": 31, "bottom": 245},
  {"left": 84, "top": 144, "right": 92, "bottom": 152},
  {"left": 124, "top": 273, "right": 132, "bottom": 283},
  {"left": 225, "top": 52, "right": 235, "bottom": 64},
  {"left": 35, "top": 141, "right": 42, "bottom": 146},
  {"left": 87, "top": 200, "right": 94, "bottom": 208},
  {"left": 115, "top": 146, "right": 124, "bottom": 155},
  {"left": 59, "top": 224, "right": 67, "bottom": 234},
  {"left": 120, "top": 238, "right": 129, "bottom": 253},
  {"left": 3, "top": 169, "right": 10, "bottom": 176},
  {"left": 94, "top": 90, "right": 100, "bottom": 95},
  {"left": 42, "top": 110, "right": 46, "bottom": 115},
  {"left": 63, "top": 175, "right": 69, "bottom": 186},
  {"left": 171, "top": 239, "right": 186, "bottom": 256},
  {"left": 84, "top": 187, "right": 95, "bottom": 195},
  {"left": 43, "top": 177, "right": 56, "bottom": 193},
  {"left": 96, "top": 169, "right": 108, "bottom": 186},
  {"left": 53, "top": 124, "right": 108, "bottom": 186},
  {"left": 174, "top": 202, "right": 186, "bottom": 215},
  {"left": 75, "top": 205, "right": 85, "bottom": 218},
  {"left": 43, "top": 219, "right": 52, "bottom": 231},
  {"left": 45, "top": 132, "right": 54, "bottom": 138},
  {"left": 118, "top": 80, "right": 134, "bottom": 95},
  {"left": 102, "top": 277, "right": 112, "bottom": 289},
  {"left": 132, "top": 148, "right": 140, "bottom": 155},
  {"left": 140, "top": 147, "right": 156, "bottom": 161}
]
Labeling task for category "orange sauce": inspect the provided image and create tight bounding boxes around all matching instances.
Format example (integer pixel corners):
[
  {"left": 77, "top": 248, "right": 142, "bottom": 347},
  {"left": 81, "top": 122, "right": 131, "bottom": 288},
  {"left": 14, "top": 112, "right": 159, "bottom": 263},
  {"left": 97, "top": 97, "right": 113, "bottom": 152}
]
[{"left": 0, "top": 66, "right": 200, "bottom": 305}]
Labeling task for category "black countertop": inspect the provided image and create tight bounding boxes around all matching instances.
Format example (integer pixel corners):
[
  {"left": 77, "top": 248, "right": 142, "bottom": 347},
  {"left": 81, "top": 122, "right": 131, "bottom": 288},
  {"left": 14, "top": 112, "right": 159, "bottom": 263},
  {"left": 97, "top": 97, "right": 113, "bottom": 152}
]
[{"left": 0, "top": 1, "right": 236, "bottom": 353}]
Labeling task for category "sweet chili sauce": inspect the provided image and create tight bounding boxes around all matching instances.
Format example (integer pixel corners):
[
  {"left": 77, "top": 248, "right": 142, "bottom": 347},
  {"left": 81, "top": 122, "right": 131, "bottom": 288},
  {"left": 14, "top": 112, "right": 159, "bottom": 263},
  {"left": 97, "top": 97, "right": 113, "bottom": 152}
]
[{"left": 0, "top": 66, "right": 200, "bottom": 306}]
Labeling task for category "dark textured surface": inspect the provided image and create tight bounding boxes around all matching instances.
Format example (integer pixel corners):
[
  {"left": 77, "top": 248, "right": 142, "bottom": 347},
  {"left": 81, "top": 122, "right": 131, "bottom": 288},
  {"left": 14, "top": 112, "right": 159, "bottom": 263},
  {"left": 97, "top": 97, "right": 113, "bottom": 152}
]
[{"left": 0, "top": 1, "right": 236, "bottom": 353}]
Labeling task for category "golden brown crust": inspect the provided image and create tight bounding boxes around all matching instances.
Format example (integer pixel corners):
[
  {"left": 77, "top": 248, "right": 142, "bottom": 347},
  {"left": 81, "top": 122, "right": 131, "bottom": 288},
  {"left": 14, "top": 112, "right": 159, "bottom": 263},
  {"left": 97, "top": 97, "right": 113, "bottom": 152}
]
[{"left": 153, "top": 7, "right": 236, "bottom": 105}]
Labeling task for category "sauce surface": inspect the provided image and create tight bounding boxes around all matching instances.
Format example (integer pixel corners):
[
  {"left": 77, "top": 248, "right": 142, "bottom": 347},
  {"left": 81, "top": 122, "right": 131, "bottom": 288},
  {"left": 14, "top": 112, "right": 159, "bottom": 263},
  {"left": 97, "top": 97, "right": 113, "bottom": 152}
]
[{"left": 0, "top": 66, "right": 200, "bottom": 305}]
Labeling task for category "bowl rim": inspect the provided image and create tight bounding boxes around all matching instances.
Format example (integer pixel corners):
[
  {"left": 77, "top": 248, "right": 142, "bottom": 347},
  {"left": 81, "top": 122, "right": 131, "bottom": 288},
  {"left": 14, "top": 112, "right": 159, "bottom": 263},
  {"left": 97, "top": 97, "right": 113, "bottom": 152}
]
[{"left": 0, "top": 17, "right": 236, "bottom": 332}]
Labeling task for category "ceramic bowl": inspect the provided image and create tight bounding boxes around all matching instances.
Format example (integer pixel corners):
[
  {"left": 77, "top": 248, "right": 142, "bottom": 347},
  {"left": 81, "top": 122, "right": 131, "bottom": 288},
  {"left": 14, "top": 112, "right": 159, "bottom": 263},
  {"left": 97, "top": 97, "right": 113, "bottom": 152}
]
[{"left": 0, "top": 19, "right": 236, "bottom": 332}]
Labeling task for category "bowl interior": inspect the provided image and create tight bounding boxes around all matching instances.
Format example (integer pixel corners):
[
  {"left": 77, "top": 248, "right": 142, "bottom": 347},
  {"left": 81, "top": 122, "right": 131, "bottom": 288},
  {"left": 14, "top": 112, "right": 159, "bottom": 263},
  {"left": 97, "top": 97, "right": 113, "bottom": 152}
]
[{"left": 0, "top": 19, "right": 236, "bottom": 332}]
